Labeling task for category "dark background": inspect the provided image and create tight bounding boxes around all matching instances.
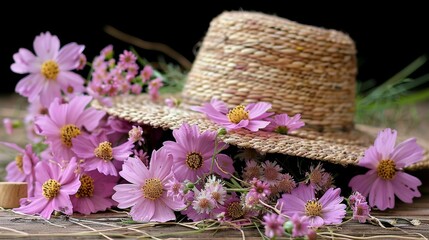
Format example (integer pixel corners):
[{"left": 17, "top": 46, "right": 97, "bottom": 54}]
[{"left": 1, "top": 2, "right": 428, "bottom": 93}]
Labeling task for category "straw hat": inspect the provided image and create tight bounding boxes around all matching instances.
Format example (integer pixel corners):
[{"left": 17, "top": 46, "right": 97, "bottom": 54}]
[{"left": 93, "top": 11, "right": 429, "bottom": 169}]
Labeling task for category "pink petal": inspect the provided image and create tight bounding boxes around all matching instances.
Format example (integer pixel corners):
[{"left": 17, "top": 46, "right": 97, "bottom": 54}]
[
  {"left": 33, "top": 32, "right": 60, "bottom": 60},
  {"left": 119, "top": 157, "right": 150, "bottom": 184},
  {"left": 130, "top": 199, "right": 155, "bottom": 221},
  {"left": 11, "top": 48, "right": 37, "bottom": 73},
  {"left": 112, "top": 184, "right": 143, "bottom": 208},
  {"left": 72, "top": 197, "right": 95, "bottom": 215},
  {"left": 210, "top": 98, "right": 229, "bottom": 114},
  {"left": 308, "top": 216, "right": 324, "bottom": 228},
  {"left": 245, "top": 120, "right": 270, "bottom": 131},
  {"left": 358, "top": 146, "right": 381, "bottom": 169},
  {"left": 214, "top": 154, "right": 234, "bottom": 179},
  {"left": 57, "top": 43, "right": 84, "bottom": 71},
  {"left": 246, "top": 102, "right": 272, "bottom": 119},
  {"left": 112, "top": 141, "right": 133, "bottom": 161},
  {"left": 40, "top": 81, "right": 61, "bottom": 107},
  {"left": 161, "top": 193, "right": 186, "bottom": 210},
  {"left": 35, "top": 161, "right": 55, "bottom": 183},
  {"left": 65, "top": 96, "right": 92, "bottom": 125},
  {"left": 14, "top": 197, "right": 50, "bottom": 217},
  {"left": 150, "top": 148, "right": 173, "bottom": 180},
  {"left": 292, "top": 183, "right": 315, "bottom": 202},
  {"left": 369, "top": 179, "right": 395, "bottom": 210},
  {"left": 319, "top": 188, "right": 343, "bottom": 208},
  {"left": 391, "top": 171, "right": 421, "bottom": 203},
  {"left": 57, "top": 71, "right": 85, "bottom": 94},
  {"left": 52, "top": 192, "right": 73, "bottom": 215},
  {"left": 150, "top": 200, "right": 176, "bottom": 222},
  {"left": 71, "top": 135, "right": 96, "bottom": 159},
  {"left": 97, "top": 161, "right": 118, "bottom": 176},
  {"left": 391, "top": 138, "right": 424, "bottom": 168},
  {"left": 279, "top": 194, "right": 306, "bottom": 216},
  {"left": 78, "top": 108, "right": 105, "bottom": 131},
  {"left": 5, "top": 162, "right": 26, "bottom": 182},
  {"left": 348, "top": 169, "right": 378, "bottom": 197},
  {"left": 374, "top": 128, "right": 397, "bottom": 160}
]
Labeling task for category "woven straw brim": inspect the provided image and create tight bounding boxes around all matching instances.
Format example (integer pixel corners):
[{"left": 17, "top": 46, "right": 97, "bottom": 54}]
[{"left": 93, "top": 94, "right": 429, "bottom": 170}]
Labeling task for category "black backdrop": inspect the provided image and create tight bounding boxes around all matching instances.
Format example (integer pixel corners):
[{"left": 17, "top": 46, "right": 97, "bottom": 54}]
[{"left": 1, "top": 2, "right": 428, "bottom": 93}]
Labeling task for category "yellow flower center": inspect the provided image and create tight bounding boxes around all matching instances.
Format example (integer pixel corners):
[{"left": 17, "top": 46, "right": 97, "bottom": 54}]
[
  {"left": 60, "top": 124, "right": 81, "bottom": 148},
  {"left": 42, "top": 179, "right": 61, "bottom": 199},
  {"left": 75, "top": 174, "right": 95, "bottom": 198},
  {"left": 94, "top": 141, "right": 113, "bottom": 161},
  {"left": 41, "top": 60, "right": 60, "bottom": 80},
  {"left": 15, "top": 154, "right": 24, "bottom": 173},
  {"left": 227, "top": 105, "right": 249, "bottom": 124},
  {"left": 142, "top": 178, "right": 163, "bottom": 200},
  {"left": 185, "top": 152, "right": 203, "bottom": 170},
  {"left": 305, "top": 200, "right": 322, "bottom": 217},
  {"left": 226, "top": 201, "right": 244, "bottom": 219},
  {"left": 377, "top": 159, "right": 396, "bottom": 180}
]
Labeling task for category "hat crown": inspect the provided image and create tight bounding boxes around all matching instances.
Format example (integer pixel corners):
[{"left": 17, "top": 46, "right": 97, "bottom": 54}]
[{"left": 182, "top": 11, "right": 357, "bottom": 133}]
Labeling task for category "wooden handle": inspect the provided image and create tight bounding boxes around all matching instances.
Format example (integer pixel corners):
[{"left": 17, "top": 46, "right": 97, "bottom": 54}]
[{"left": 0, "top": 182, "right": 27, "bottom": 208}]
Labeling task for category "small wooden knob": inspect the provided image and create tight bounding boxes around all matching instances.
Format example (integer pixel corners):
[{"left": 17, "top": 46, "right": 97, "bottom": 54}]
[{"left": 0, "top": 182, "right": 27, "bottom": 208}]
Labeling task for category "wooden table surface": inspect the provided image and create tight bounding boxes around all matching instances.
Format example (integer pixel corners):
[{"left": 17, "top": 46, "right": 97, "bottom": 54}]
[{"left": 0, "top": 94, "right": 429, "bottom": 239}]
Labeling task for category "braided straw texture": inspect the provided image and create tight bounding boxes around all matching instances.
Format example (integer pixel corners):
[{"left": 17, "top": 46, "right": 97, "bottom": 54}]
[
  {"left": 93, "top": 11, "right": 429, "bottom": 169},
  {"left": 92, "top": 95, "right": 429, "bottom": 169},
  {"left": 183, "top": 11, "right": 357, "bottom": 133}
]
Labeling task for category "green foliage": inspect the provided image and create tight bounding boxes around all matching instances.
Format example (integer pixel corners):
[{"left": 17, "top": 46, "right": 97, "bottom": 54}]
[{"left": 355, "top": 56, "right": 429, "bottom": 126}]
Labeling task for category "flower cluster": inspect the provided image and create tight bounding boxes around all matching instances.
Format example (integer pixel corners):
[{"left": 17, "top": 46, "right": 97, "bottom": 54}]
[{"left": 0, "top": 32, "right": 425, "bottom": 239}]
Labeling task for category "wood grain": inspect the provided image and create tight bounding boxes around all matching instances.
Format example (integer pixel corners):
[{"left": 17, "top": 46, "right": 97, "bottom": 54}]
[{"left": 0, "top": 182, "right": 27, "bottom": 208}]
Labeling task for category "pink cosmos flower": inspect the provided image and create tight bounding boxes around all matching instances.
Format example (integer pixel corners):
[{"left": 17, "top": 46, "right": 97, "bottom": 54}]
[
  {"left": 140, "top": 65, "right": 153, "bottom": 82},
  {"left": 112, "top": 152, "right": 186, "bottom": 222},
  {"left": 148, "top": 77, "right": 163, "bottom": 101},
  {"left": 305, "top": 163, "right": 330, "bottom": 191},
  {"left": 353, "top": 200, "right": 371, "bottom": 223},
  {"left": 163, "top": 123, "right": 233, "bottom": 182},
  {"left": 118, "top": 50, "right": 137, "bottom": 69},
  {"left": 279, "top": 184, "right": 346, "bottom": 228},
  {"left": 131, "top": 84, "right": 142, "bottom": 94},
  {"left": 291, "top": 214, "right": 310, "bottom": 238},
  {"left": 128, "top": 126, "right": 143, "bottom": 143},
  {"left": 213, "top": 193, "right": 253, "bottom": 221},
  {"left": 35, "top": 96, "right": 105, "bottom": 161},
  {"left": 349, "top": 191, "right": 366, "bottom": 209},
  {"left": 261, "top": 161, "right": 283, "bottom": 186},
  {"left": 71, "top": 133, "right": 133, "bottom": 176},
  {"left": 181, "top": 191, "right": 213, "bottom": 221},
  {"left": 192, "top": 189, "right": 217, "bottom": 214},
  {"left": 265, "top": 113, "right": 305, "bottom": 134},
  {"left": 192, "top": 98, "right": 273, "bottom": 132},
  {"left": 249, "top": 178, "right": 271, "bottom": 201},
  {"left": 166, "top": 179, "right": 185, "bottom": 201},
  {"left": 12, "top": 32, "right": 85, "bottom": 107},
  {"left": 205, "top": 176, "right": 227, "bottom": 205},
  {"left": 243, "top": 160, "right": 262, "bottom": 181},
  {"left": 70, "top": 170, "right": 117, "bottom": 215},
  {"left": 262, "top": 213, "right": 285, "bottom": 238},
  {"left": 271, "top": 173, "right": 297, "bottom": 196},
  {"left": 1, "top": 142, "right": 39, "bottom": 197},
  {"left": 3, "top": 118, "right": 13, "bottom": 135},
  {"left": 349, "top": 128, "right": 423, "bottom": 210},
  {"left": 14, "top": 159, "right": 81, "bottom": 219}
]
